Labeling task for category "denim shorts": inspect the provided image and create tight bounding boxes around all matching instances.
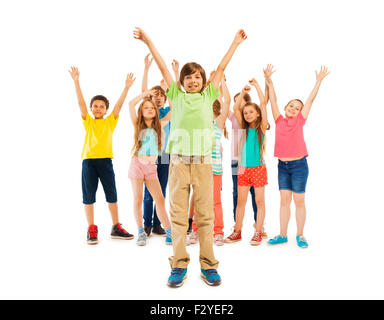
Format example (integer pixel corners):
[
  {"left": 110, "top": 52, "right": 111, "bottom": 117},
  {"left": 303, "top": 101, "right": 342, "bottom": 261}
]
[
  {"left": 82, "top": 158, "right": 117, "bottom": 204},
  {"left": 278, "top": 157, "right": 309, "bottom": 194}
]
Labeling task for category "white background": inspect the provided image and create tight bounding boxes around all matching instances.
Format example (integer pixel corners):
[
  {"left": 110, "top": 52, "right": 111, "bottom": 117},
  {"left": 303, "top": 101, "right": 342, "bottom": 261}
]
[{"left": 0, "top": 0, "right": 383, "bottom": 300}]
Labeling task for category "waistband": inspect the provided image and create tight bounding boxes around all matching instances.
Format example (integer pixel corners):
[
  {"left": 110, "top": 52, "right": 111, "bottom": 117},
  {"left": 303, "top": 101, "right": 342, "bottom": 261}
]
[
  {"left": 171, "top": 154, "right": 212, "bottom": 164},
  {"left": 278, "top": 157, "right": 307, "bottom": 165}
]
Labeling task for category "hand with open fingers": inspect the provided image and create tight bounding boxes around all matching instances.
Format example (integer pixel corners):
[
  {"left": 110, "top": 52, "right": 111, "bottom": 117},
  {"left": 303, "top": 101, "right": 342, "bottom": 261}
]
[
  {"left": 144, "top": 54, "right": 153, "bottom": 68},
  {"left": 133, "top": 27, "right": 149, "bottom": 43},
  {"left": 316, "top": 65, "right": 330, "bottom": 81},
  {"left": 263, "top": 64, "right": 275, "bottom": 80},
  {"left": 172, "top": 59, "right": 179, "bottom": 74},
  {"left": 69, "top": 66, "right": 80, "bottom": 81},
  {"left": 242, "top": 85, "right": 251, "bottom": 94},
  {"left": 125, "top": 73, "right": 136, "bottom": 88},
  {"left": 160, "top": 79, "right": 167, "bottom": 91},
  {"left": 234, "top": 29, "right": 247, "bottom": 45}
]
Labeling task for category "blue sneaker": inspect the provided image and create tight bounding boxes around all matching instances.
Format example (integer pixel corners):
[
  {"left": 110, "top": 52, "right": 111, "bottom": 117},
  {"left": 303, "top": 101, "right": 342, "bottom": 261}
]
[
  {"left": 267, "top": 235, "right": 288, "bottom": 245},
  {"left": 296, "top": 236, "right": 308, "bottom": 248},
  {"left": 167, "top": 268, "right": 187, "bottom": 288},
  {"left": 201, "top": 269, "right": 222, "bottom": 286}
]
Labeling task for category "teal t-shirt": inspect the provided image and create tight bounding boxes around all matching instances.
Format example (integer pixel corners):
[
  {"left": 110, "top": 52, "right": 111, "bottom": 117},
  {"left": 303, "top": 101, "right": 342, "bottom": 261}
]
[
  {"left": 136, "top": 128, "right": 161, "bottom": 156},
  {"left": 165, "top": 81, "right": 220, "bottom": 156},
  {"left": 240, "top": 128, "right": 264, "bottom": 167}
]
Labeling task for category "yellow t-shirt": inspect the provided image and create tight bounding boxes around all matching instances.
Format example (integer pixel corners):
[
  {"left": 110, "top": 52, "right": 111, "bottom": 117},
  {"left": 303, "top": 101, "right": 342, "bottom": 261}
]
[{"left": 81, "top": 113, "right": 118, "bottom": 159}]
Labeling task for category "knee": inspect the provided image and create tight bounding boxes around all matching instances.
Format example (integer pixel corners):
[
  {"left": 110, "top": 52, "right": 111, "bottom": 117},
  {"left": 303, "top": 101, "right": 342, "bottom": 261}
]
[
  {"left": 293, "top": 196, "right": 305, "bottom": 208},
  {"left": 280, "top": 196, "right": 292, "bottom": 207}
]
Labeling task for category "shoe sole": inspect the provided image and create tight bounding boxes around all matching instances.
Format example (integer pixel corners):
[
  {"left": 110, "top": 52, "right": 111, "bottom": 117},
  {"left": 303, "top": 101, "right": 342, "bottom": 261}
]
[
  {"left": 215, "top": 242, "right": 224, "bottom": 246},
  {"left": 250, "top": 241, "right": 262, "bottom": 246},
  {"left": 201, "top": 274, "right": 221, "bottom": 286},
  {"left": 267, "top": 242, "right": 288, "bottom": 246},
  {"left": 111, "top": 236, "right": 134, "bottom": 240},
  {"left": 224, "top": 238, "right": 241, "bottom": 243},
  {"left": 87, "top": 241, "right": 98, "bottom": 245},
  {"left": 168, "top": 275, "right": 187, "bottom": 288}
]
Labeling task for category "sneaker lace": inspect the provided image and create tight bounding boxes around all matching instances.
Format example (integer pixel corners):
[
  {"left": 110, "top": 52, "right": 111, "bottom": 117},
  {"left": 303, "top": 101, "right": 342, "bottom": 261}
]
[
  {"left": 138, "top": 233, "right": 146, "bottom": 241},
  {"left": 116, "top": 223, "right": 128, "bottom": 234},
  {"left": 299, "top": 236, "right": 307, "bottom": 243},
  {"left": 205, "top": 269, "right": 218, "bottom": 276},
  {"left": 89, "top": 226, "right": 97, "bottom": 238},
  {"left": 171, "top": 268, "right": 184, "bottom": 276}
]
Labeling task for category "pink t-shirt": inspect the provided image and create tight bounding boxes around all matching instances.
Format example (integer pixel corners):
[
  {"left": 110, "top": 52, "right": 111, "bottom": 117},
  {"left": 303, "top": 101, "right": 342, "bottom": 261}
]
[
  {"left": 274, "top": 112, "right": 308, "bottom": 158},
  {"left": 229, "top": 112, "right": 240, "bottom": 160}
]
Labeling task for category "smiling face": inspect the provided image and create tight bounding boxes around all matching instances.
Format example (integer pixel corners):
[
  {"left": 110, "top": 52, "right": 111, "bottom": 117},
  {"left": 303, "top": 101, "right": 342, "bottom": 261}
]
[
  {"left": 284, "top": 99, "right": 304, "bottom": 118},
  {"left": 243, "top": 104, "right": 260, "bottom": 125},
  {"left": 180, "top": 62, "right": 206, "bottom": 93},
  {"left": 90, "top": 100, "right": 108, "bottom": 119}
]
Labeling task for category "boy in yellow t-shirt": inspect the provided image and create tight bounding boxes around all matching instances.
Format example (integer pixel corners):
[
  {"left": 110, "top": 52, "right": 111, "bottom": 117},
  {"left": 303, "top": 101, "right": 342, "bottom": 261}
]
[{"left": 69, "top": 66, "right": 136, "bottom": 245}]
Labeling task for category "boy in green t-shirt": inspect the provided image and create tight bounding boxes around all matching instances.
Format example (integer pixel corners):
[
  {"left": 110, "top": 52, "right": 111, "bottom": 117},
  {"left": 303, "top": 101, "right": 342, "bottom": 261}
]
[
  {"left": 133, "top": 28, "right": 247, "bottom": 287},
  {"left": 69, "top": 66, "right": 136, "bottom": 245}
]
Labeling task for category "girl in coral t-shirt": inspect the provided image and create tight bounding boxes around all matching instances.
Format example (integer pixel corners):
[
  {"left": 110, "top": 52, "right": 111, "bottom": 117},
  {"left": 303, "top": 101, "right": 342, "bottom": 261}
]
[{"left": 264, "top": 65, "right": 329, "bottom": 248}]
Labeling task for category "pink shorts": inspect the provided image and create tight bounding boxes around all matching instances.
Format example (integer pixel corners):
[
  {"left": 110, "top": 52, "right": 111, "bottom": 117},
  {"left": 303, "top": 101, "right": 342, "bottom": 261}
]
[
  {"left": 238, "top": 164, "right": 268, "bottom": 188},
  {"left": 128, "top": 157, "right": 158, "bottom": 180}
]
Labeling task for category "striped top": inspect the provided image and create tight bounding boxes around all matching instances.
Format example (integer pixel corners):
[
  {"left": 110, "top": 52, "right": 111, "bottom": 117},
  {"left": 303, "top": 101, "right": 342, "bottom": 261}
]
[{"left": 211, "top": 119, "right": 223, "bottom": 175}]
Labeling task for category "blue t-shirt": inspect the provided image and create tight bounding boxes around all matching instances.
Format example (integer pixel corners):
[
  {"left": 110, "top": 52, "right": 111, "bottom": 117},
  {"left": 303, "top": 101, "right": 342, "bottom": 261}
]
[
  {"left": 136, "top": 128, "right": 161, "bottom": 156},
  {"left": 159, "top": 106, "right": 170, "bottom": 153}
]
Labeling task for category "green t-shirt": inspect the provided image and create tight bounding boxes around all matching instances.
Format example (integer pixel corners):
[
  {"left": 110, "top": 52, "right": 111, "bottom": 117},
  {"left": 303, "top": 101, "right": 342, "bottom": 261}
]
[{"left": 166, "top": 81, "right": 220, "bottom": 156}]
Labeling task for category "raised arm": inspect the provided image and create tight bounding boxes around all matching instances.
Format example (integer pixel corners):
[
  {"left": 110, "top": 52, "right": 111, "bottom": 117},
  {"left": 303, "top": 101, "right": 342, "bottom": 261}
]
[
  {"left": 216, "top": 75, "right": 231, "bottom": 130},
  {"left": 128, "top": 89, "right": 155, "bottom": 125},
  {"left": 249, "top": 78, "right": 268, "bottom": 134},
  {"left": 160, "top": 109, "right": 171, "bottom": 127},
  {"left": 211, "top": 30, "right": 247, "bottom": 89},
  {"left": 113, "top": 73, "right": 135, "bottom": 118},
  {"left": 141, "top": 54, "right": 153, "bottom": 93},
  {"left": 233, "top": 85, "right": 251, "bottom": 127},
  {"left": 263, "top": 64, "right": 280, "bottom": 122},
  {"left": 68, "top": 66, "right": 87, "bottom": 120},
  {"left": 172, "top": 59, "right": 180, "bottom": 86},
  {"left": 301, "top": 66, "right": 330, "bottom": 119},
  {"left": 133, "top": 28, "right": 174, "bottom": 88}
]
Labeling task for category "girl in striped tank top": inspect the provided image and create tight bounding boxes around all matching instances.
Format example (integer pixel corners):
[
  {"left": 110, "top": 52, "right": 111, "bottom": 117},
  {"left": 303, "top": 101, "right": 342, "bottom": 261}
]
[{"left": 187, "top": 75, "right": 230, "bottom": 246}]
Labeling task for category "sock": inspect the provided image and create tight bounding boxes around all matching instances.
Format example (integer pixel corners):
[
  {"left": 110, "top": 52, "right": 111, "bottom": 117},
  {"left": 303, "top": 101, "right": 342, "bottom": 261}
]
[
  {"left": 138, "top": 226, "right": 145, "bottom": 235},
  {"left": 165, "top": 227, "right": 172, "bottom": 239}
]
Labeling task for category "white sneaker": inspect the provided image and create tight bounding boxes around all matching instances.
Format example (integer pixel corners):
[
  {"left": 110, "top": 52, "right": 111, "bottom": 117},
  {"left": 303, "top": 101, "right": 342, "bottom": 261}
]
[
  {"left": 186, "top": 231, "right": 198, "bottom": 246},
  {"left": 136, "top": 232, "right": 147, "bottom": 246},
  {"left": 214, "top": 234, "right": 224, "bottom": 246}
]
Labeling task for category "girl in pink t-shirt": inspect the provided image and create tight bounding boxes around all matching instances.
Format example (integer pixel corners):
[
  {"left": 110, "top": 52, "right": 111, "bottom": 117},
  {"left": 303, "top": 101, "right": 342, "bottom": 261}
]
[{"left": 264, "top": 65, "right": 330, "bottom": 248}]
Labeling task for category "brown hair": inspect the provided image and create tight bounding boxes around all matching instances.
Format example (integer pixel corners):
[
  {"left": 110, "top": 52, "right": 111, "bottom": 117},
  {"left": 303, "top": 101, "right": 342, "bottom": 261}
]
[
  {"left": 179, "top": 62, "right": 206, "bottom": 93},
  {"left": 234, "top": 92, "right": 251, "bottom": 104},
  {"left": 212, "top": 99, "right": 228, "bottom": 139},
  {"left": 150, "top": 85, "right": 167, "bottom": 104},
  {"left": 132, "top": 99, "right": 162, "bottom": 154},
  {"left": 90, "top": 95, "right": 109, "bottom": 109}
]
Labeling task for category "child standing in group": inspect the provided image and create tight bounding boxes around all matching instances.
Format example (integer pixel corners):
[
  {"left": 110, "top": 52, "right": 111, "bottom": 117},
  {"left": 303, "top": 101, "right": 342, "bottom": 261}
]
[
  {"left": 187, "top": 75, "right": 230, "bottom": 247},
  {"left": 69, "top": 66, "right": 135, "bottom": 245},
  {"left": 265, "top": 65, "right": 329, "bottom": 248},
  {"left": 141, "top": 54, "right": 172, "bottom": 237},
  {"left": 134, "top": 27, "right": 247, "bottom": 287},
  {"left": 128, "top": 89, "right": 172, "bottom": 246},
  {"left": 225, "top": 77, "right": 269, "bottom": 246}
]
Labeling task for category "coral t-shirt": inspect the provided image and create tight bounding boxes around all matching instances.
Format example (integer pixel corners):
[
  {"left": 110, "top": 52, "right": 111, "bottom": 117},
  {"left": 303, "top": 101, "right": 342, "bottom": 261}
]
[{"left": 274, "top": 112, "right": 308, "bottom": 159}]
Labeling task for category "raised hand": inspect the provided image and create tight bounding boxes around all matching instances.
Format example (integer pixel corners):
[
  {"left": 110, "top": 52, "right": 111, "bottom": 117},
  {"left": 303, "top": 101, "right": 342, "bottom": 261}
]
[
  {"left": 125, "top": 73, "right": 136, "bottom": 89},
  {"left": 68, "top": 66, "right": 80, "bottom": 81},
  {"left": 234, "top": 29, "right": 247, "bottom": 45},
  {"left": 144, "top": 54, "right": 153, "bottom": 69},
  {"left": 160, "top": 79, "right": 167, "bottom": 91},
  {"left": 172, "top": 59, "right": 179, "bottom": 74},
  {"left": 242, "top": 85, "right": 251, "bottom": 95},
  {"left": 249, "top": 78, "right": 259, "bottom": 87},
  {"left": 316, "top": 65, "right": 330, "bottom": 82},
  {"left": 263, "top": 64, "right": 275, "bottom": 80},
  {"left": 133, "top": 27, "right": 149, "bottom": 43}
]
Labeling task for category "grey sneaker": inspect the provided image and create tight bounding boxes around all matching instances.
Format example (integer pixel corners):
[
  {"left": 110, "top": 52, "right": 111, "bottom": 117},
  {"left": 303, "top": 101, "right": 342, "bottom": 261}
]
[
  {"left": 136, "top": 232, "right": 147, "bottom": 246},
  {"left": 214, "top": 234, "right": 224, "bottom": 246}
]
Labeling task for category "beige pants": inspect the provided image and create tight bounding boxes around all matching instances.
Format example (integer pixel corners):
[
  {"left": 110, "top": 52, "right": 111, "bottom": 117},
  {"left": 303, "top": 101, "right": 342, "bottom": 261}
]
[{"left": 168, "top": 155, "right": 219, "bottom": 270}]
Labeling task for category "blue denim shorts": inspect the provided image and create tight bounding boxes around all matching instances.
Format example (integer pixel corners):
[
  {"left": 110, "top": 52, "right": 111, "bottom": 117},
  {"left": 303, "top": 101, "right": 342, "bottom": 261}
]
[
  {"left": 278, "top": 157, "right": 309, "bottom": 194},
  {"left": 82, "top": 158, "right": 117, "bottom": 204}
]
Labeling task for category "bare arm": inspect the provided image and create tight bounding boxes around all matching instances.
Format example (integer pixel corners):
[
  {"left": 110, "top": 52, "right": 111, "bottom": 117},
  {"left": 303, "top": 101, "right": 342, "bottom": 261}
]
[
  {"left": 172, "top": 59, "right": 180, "bottom": 86},
  {"left": 128, "top": 89, "right": 155, "bottom": 125},
  {"left": 141, "top": 54, "right": 153, "bottom": 93},
  {"left": 113, "top": 73, "right": 135, "bottom": 118},
  {"left": 301, "top": 66, "right": 330, "bottom": 119},
  {"left": 68, "top": 66, "right": 87, "bottom": 120},
  {"left": 249, "top": 78, "right": 268, "bottom": 134},
  {"left": 134, "top": 28, "right": 174, "bottom": 88},
  {"left": 211, "top": 30, "right": 247, "bottom": 89},
  {"left": 216, "top": 76, "right": 231, "bottom": 130},
  {"left": 233, "top": 85, "right": 251, "bottom": 127},
  {"left": 263, "top": 64, "right": 280, "bottom": 122},
  {"left": 160, "top": 109, "right": 171, "bottom": 127}
]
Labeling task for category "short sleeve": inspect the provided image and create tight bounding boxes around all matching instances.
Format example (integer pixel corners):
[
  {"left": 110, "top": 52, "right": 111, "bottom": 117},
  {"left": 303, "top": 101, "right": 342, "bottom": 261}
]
[
  {"left": 166, "top": 81, "right": 182, "bottom": 101},
  {"left": 82, "top": 113, "right": 91, "bottom": 129},
  {"left": 107, "top": 112, "right": 118, "bottom": 130},
  {"left": 203, "top": 82, "right": 220, "bottom": 104},
  {"left": 275, "top": 114, "right": 283, "bottom": 124},
  {"left": 298, "top": 112, "right": 307, "bottom": 125}
]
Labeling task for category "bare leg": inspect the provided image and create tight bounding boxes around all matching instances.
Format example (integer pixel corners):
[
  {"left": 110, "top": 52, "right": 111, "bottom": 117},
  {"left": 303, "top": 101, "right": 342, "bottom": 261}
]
[
  {"left": 293, "top": 192, "right": 306, "bottom": 236},
  {"left": 280, "top": 190, "right": 292, "bottom": 237},
  {"left": 253, "top": 187, "right": 265, "bottom": 232},
  {"left": 84, "top": 204, "right": 95, "bottom": 226},
  {"left": 145, "top": 179, "right": 171, "bottom": 229},
  {"left": 108, "top": 202, "right": 119, "bottom": 225},
  {"left": 130, "top": 179, "right": 145, "bottom": 228},
  {"left": 234, "top": 186, "right": 250, "bottom": 231}
]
